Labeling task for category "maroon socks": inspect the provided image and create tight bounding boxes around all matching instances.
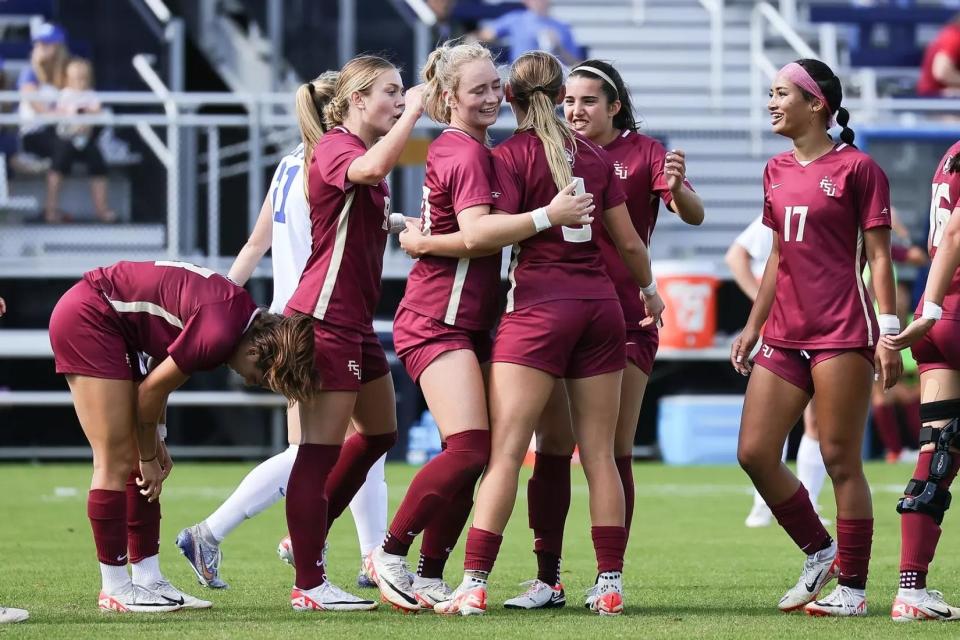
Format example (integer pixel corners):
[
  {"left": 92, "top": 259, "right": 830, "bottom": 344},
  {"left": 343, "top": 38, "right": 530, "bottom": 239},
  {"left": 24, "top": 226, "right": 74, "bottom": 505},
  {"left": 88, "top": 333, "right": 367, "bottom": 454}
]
[
  {"left": 899, "top": 449, "right": 960, "bottom": 589},
  {"left": 591, "top": 525, "right": 627, "bottom": 574},
  {"left": 463, "top": 526, "right": 503, "bottom": 575},
  {"left": 88, "top": 489, "right": 127, "bottom": 566},
  {"left": 418, "top": 468, "right": 478, "bottom": 578},
  {"left": 836, "top": 518, "right": 873, "bottom": 590},
  {"left": 615, "top": 455, "right": 635, "bottom": 540},
  {"left": 384, "top": 429, "right": 488, "bottom": 556},
  {"left": 126, "top": 470, "right": 160, "bottom": 564},
  {"left": 527, "top": 452, "right": 572, "bottom": 584},
  {"left": 769, "top": 484, "right": 833, "bottom": 555},
  {"left": 286, "top": 443, "right": 341, "bottom": 590},
  {"left": 872, "top": 403, "right": 903, "bottom": 457},
  {"left": 325, "top": 432, "right": 397, "bottom": 530}
]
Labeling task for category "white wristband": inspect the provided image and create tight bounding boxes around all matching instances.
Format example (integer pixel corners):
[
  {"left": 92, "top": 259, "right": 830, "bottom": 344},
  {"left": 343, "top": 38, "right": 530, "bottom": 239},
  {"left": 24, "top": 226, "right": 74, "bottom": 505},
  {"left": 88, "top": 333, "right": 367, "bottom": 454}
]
[
  {"left": 641, "top": 280, "right": 658, "bottom": 297},
  {"left": 531, "top": 207, "right": 551, "bottom": 232},
  {"left": 922, "top": 301, "right": 943, "bottom": 321},
  {"left": 157, "top": 423, "right": 167, "bottom": 441},
  {"left": 878, "top": 314, "right": 900, "bottom": 335}
]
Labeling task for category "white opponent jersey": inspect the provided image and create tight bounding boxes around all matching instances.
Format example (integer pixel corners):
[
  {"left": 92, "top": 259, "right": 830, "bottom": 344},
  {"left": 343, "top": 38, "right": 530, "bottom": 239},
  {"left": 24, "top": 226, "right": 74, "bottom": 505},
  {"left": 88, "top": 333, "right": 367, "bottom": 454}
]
[
  {"left": 267, "top": 144, "right": 312, "bottom": 313},
  {"left": 734, "top": 215, "right": 773, "bottom": 280}
]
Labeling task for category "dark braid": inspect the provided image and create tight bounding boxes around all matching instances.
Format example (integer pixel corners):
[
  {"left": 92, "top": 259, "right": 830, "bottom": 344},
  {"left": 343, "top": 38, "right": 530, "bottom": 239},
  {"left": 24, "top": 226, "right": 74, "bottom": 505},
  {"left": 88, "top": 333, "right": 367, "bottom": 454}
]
[{"left": 795, "top": 58, "right": 855, "bottom": 146}]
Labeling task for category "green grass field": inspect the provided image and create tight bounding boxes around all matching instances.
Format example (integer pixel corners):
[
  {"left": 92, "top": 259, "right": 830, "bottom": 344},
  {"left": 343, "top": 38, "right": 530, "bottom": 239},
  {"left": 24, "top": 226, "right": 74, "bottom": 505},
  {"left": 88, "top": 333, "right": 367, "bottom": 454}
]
[{"left": 0, "top": 461, "right": 955, "bottom": 639}]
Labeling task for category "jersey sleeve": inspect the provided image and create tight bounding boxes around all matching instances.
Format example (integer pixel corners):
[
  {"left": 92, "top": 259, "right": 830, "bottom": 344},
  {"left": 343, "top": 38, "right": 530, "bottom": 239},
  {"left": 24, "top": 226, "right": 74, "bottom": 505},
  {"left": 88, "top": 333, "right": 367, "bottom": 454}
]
[
  {"left": 855, "top": 158, "right": 892, "bottom": 231},
  {"left": 167, "top": 296, "right": 257, "bottom": 374},
  {"left": 16, "top": 67, "right": 38, "bottom": 89},
  {"left": 761, "top": 164, "right": 777, "bottom": 231},
  {"left": 315, "top": 134, "right": 365, "bottom": 193},
  {"left": 452, "top": 146, "right": 495, "bottom": 215},
  {"left": 491, "top": 148, "right": 523, "bottom": 215}
]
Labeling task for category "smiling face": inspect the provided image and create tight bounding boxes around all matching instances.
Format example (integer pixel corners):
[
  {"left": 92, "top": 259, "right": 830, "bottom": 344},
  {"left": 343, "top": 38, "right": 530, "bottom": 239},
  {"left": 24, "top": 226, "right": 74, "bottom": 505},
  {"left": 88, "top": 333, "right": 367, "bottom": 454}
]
[
  {"left": 563, "top": 75, "right": 619, "bottom": 142},
  {"left": 768, "top": 74, "right": 826, "bottom": 139},
  {"left": 448, "top": 58, "right": 502, "bottom": 134},
  {"left": 357, "top": 68, "right": 406, "bottom": 138}
]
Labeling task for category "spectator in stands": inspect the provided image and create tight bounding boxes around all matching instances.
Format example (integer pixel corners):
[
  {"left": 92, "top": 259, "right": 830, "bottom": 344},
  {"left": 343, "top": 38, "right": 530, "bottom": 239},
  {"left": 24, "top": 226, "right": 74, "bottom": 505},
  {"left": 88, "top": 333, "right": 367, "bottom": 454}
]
[
  {"left": 0, "top": 296, "right": 5, "bottom": 317},
  {"left": 917, "top": 13, "right": 960, "bottom": 96},
  {"left": 428, "top": 0, "right": 468, "bottom": 42},
  {"left": 17, "top": 23, "right": 69, "bottom": 162},
  {"left": 477, "top": 0, "right": 581, "bottom": 66},
  {"left": 45, "top": 57, "right": 114, "bottom": 223}
]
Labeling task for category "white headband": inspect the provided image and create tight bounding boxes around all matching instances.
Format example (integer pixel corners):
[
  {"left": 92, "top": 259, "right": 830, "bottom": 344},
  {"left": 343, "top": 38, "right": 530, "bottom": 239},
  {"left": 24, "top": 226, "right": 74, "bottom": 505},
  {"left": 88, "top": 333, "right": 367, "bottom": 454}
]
[{"left": 571, "top": 65, "right": 619, "bottom": 99}]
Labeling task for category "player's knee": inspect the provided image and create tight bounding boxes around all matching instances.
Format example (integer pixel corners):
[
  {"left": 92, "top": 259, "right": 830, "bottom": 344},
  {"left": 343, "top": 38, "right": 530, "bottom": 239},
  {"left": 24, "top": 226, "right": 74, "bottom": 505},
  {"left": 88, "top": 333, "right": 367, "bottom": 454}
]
[
  {"left": 820, "top": 445, "right": 862, "bottom": 484},
  {"left": 536, "top": 429, "right": 575, "bottom": 456},
  {"left": 737, "top": 443, "right": 775, "bottom": 476}
]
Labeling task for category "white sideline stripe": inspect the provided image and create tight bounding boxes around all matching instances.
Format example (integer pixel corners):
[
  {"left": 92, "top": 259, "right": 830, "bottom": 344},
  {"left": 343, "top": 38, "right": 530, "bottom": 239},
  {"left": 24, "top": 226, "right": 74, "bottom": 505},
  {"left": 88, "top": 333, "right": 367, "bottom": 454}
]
[
  {"left": 313, "top": 190, "right": 356, "bottom": 320},
  {"left": 108, "top": 299, "right": 183, "bottom": 329},
  {"left": 444, "top": 258, "right": 470, "bottom": 324},
  {"left": 854, "top": 229, "right": 873, "bottom": 347}
]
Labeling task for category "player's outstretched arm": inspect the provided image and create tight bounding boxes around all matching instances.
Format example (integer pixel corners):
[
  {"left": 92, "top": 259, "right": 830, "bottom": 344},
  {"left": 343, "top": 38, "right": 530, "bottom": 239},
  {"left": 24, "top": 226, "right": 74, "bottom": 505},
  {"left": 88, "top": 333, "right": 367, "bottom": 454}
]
[{"left": 228, "top": 195, "right": 274, "bottom": 286}]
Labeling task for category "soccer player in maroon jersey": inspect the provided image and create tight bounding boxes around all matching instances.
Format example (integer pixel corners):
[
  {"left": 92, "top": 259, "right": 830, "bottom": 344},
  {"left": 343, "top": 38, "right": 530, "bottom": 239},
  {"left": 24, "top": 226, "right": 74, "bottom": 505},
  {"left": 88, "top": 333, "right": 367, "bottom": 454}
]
[
  {"left": 435, "top": 51, "right": 665, "bottom": 617},
  {"left": 502, "top": 59, "right": 704, "bottom": 611},
  {"left": 364, "top": 42, "right": 593, "bottom": 613},
  {"left": 281, "top": 55, "right": 426, "bottom": 612},
  {"left": 730, "top": 59, "right": 902, "bottom": 617},
  {"left": 48, "top": 260, "right": 314, "bottom": 613},
  {"left": 882, "top": 142, "right": 960, "bottom": 621}
]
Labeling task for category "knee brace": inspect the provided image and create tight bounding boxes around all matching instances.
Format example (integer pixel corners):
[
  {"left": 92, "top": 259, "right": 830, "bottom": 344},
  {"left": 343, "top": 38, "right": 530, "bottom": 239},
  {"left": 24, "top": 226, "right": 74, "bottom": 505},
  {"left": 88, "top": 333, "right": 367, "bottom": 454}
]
[{"left": 896, "top": 399, "right": 960, "bottom": 525}]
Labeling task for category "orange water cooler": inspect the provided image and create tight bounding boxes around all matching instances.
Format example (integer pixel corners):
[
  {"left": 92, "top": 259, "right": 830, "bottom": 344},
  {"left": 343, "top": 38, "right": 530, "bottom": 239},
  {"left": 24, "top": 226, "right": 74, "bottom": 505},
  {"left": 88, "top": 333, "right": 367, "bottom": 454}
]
[{"left": 654, "top": 261, "right": 719, "bottom": 349}]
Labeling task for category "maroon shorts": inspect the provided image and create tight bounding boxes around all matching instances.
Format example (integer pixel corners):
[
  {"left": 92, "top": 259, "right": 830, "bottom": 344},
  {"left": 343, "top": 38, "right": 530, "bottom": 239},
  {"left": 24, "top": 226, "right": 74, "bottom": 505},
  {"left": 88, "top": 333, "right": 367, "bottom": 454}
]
[
  {"left": 393, "top": 306, "right": 492, "bottom": 383},
  {"left": 753, "top": 342, "right": 874, "bottom": 395},
  {"left": 306, "top": 318, "right": 390, "bottom": 392},
  {"left": 492, "top": 299, "right": 626, "bottom": 379},
  {"left": 911, "top": 317, "right": 960, "bottom": 374},
  {"left": 50, "top": 280, "right": 144, "bottom": 380},
  {"left": 626, "top": 326, "right": 659, "bottom": 375}
]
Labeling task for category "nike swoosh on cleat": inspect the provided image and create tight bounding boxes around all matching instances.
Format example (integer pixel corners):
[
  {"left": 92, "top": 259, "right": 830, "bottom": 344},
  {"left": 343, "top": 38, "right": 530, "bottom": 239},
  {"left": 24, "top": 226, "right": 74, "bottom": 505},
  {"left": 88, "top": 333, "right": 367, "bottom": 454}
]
[
  {"left": 804, "top": 570, "right": 823, "bottom": 592},
  {"left": 161, "top": 595, "right": 185, "bottom": 606},
  {"left": 926, "top": 606, "right": 953, "bottom": 618}
]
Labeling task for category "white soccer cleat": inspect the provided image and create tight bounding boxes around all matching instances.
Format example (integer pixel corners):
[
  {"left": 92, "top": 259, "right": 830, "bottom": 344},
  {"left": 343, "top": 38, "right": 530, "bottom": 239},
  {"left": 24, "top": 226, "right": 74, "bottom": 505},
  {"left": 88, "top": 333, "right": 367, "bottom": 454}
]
[
  {"left": 277, "top": 535, "right": 294, "bottom": 566},
  {"left": 590, "top": 572, "right": 624, "bottom": 616},
  {"left": 805, "top": 585, "right": 867, "bottom": 617},
  {"left": 365, "top": 547, "right": 420, "bottom": 613},
  {"left": 137, "top": 578, "right": 213, "bottom": 610},
  {"left": 433, "top": 576, "right": 487, "bottom": 616},
  {"left": 412, "top": 576, "right": 453, "bottom": 609},
  {"left": 175, "top": 525, "right": 227, "bottom": 589},
  {"left": 0, "top": 607, "right": 28, "bottom": 624},
  {"left": 584, "top": 581, "right": 599, "bottom": 610},
  {"left": 745, "top": 502, "right": 773, "bottom": 528},
  {"left": 290, "top": 580, "right": 378, "bottom": 612},
  {"left": 892, "top": 589, "right": 960, "bottom": 622},
  {"left": 778, "top": 542, "right": 839, "bottom": 612},
  {"left": 98, "top": 582, "right": 183, "bottom": 613},
  {"left": 504, "top": 579, "right": 566, "bottom": 610}
]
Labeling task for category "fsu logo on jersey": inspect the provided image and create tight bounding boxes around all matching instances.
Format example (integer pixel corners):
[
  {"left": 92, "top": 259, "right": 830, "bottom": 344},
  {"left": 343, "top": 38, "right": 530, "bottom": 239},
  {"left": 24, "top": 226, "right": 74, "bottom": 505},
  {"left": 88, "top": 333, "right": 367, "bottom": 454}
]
[
  {"left": 944, "top": 155, "right": 957, "bottom": 175},
  {"left": 614, "top": 161, "right": 628, "bottom": 180},
  {"left": 819, "top": 176, "right": 837, "bottom": 197}
]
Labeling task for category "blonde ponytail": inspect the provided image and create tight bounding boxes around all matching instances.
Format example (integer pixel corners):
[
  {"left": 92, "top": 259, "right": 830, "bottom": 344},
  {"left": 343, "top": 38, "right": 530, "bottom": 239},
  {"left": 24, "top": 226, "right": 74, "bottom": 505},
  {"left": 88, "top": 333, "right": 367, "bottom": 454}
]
[
  {"left": 323, "top": 55, "right": 396, "bottom": 130},
  {"left": 295, "top": 71, "right": 338, "bottom": 199},
  {"left": 509, "top": 51, "right": 576, "bottom": 191}
]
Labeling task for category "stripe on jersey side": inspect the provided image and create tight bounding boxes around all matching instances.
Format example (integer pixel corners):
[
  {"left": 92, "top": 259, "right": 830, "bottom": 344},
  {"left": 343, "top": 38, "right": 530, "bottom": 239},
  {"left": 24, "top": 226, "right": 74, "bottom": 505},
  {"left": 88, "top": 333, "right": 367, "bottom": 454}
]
[
  {"left": 854, "top": 229, "right": 873, "bottom": 347},
  {"left": 313, "top": 190, "right": 356, "bottom": 320},
  {"left": 108, "top": 299, "right": 184, "bottom": 329},
  {"left": 444, "top": 258, "right": 471, "bottom": 324},
  {"left": 505, "top": 243, "right": 521, "bottom": 313}
]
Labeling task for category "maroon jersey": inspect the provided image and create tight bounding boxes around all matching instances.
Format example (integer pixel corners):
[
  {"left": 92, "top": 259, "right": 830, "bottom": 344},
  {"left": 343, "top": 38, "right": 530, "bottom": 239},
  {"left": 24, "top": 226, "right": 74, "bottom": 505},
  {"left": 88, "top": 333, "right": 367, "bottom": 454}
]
[
  {"left": 492, "top": 130, "right": 627, "bottom": 312},
  {"left": 598, "top": 130, "right": 693, "bottom": 325},
  {"left": 82, "top": 260, "right": 259, "bottom": 374},
  {"left": 400, "top": 128, "right": 501, "bottom": 329},
  {"left": 286, "top": 126, "right": 390, "bottom": 330},
  {"left": 761, "top": 143, "right": 892, "bottom": 349},
  {"left": 920, "top": 140, "right": 960, "bottom": 319}
]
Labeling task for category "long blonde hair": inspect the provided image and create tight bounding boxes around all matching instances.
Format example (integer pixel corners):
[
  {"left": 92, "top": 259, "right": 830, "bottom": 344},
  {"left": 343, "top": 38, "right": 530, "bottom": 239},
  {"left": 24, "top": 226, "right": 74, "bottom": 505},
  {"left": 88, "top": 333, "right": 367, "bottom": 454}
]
[
  {"left": 30, "top": 42, "right": 68, "bottom": 88},
  {"left": 294, "top": 71, "right": 338, "bottom": 198},
  {"left": 421, "top": 40, "right": 493, "bottom": 124},
  {"left": 323, "top": 55, "right": 396, "bottom": 128},
  {"left": 508, "top": 51, "right": 576, "bottom": 191}
]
